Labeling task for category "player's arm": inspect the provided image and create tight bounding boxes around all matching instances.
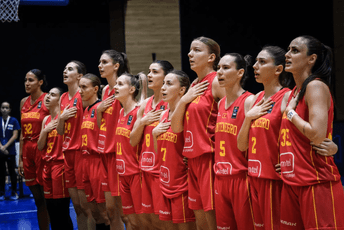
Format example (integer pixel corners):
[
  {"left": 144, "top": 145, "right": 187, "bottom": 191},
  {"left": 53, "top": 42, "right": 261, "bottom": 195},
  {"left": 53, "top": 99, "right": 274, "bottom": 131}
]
[
  {"left": 18, "top": 97, "right": 27, "bottom": 177},
  {"left": 212, "top": 76, "right": 226, "bottom": 102},
  {"left": 37, "top": 116, "right": 51, "bottom": 151}
]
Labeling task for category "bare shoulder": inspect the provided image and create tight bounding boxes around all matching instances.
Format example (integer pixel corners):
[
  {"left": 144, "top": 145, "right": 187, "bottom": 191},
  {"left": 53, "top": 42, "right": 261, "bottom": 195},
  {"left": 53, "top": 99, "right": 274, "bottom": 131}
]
[{"left": 20, "top": 96, "right": 29, "bottom": 110}]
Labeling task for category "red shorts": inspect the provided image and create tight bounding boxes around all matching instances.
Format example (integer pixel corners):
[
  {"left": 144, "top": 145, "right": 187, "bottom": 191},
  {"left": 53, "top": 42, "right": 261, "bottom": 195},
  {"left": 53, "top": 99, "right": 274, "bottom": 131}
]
[
  {"left": 22, "top": 140, "right": 43, "bottom": 186},
  {"left": 100, "top": 153, "right": 120, "bottom": 196},
  {"left": 187, "top": 152, "right": 215, "bottom": 211},
  {"left": 214, "top": 173, "right": 255, "bottom": 230},
  {"left": 159, "top": 191, "right": 195, "bottom": 224},
  {"left": 280, "top": 181, "right": 344, "bottom": 230},
  {"left": 64, "top": 149, "right": 84, "bottom": 189},
  {"left": 249, "top": 177, "right": 282, "bottom": 230},
  {"left": 120, "top": 173, "right": 142, "bottom": 215},
  {"left": 43, "top": 160, "right": 69, "bottom": 199},
  {"left": 83, "top": 154, "right": 105, "bottom": 203},
  {"left": 141, "top": 171, "right": 163, "bottom": 214}
]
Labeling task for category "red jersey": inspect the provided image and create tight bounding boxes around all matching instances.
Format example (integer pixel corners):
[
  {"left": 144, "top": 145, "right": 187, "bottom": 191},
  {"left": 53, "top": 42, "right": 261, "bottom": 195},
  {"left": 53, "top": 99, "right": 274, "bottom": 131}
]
[
  {"left": 280, "top": 86, "right": 340, "bottom": 186},
  {"left": 60, "top": 91, "right": 83, "bottom": 152},
  {"left": 98, "top": 86, "right": 122, "bottom": 154},
  {"left": 42, "top": 115, "right": 64, "bottom": 162},
  {"left": 115, "top": 107, "right": 141, "bottom": 176},
  {"left": 157, "top": 110, "right": 188, "bottom": 199},
  {"left": 81, "top": 100, "right": 101, "bottom": 155},
  {"left": 248, "top": 88, "right": 290, "bottom": 180},
  {"left": 21, "top": 93, "right": 49, "bottom": 141},
  {"left": 214, "top": 92, "right": 252, "bottom": 176},
  {"left": 139, "top": 96, "right": 168, "bottom": 176},
  {"left": 183, "top": 72, "right": 218, "bottom": 158}
]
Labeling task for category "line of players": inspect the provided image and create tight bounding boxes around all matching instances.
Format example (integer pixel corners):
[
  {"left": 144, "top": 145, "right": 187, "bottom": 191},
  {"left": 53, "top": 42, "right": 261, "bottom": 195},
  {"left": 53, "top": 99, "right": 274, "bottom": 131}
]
[{"left": 18, "top": 35, "right": 344, "bottom": 230}]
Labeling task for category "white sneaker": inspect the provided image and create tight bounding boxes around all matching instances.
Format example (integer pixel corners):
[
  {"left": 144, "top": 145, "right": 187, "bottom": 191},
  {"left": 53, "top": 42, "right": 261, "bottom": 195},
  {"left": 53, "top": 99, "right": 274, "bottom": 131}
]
[{"left": 0, "top": 195, "right": 4, "bottom": 201}]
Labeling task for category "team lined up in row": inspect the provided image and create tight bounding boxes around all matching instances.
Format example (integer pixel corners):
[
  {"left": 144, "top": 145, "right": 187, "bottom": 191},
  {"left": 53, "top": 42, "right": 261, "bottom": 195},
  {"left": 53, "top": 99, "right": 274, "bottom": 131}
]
[{"left": 18, "top": 35, "right": 344, "bottom": 230}]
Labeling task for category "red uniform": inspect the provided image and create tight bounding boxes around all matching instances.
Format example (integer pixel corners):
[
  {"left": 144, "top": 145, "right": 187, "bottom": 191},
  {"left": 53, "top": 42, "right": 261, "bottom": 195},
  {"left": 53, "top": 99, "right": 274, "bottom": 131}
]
[
  {"left": 248, "top": 88, "right": 290, "bottom": 230},
  {"left": 81, "top": 100, "right": 105, "bottom": 203},
  {"left": 140, "top": 96, "right": 168, "bottom": 214},
  {"left": 98, "top": 86, "right": 122, "bottom": 196},
  {"left": 115, "top": 107, "right": 142, "bottom": 215},
  {"left": 279, "top": 86, "right": 344, "bottom": 230},
  {"left": 156, "top": 110, "right": 195, "bottom": 223},
  {"left": 183, "top": 72, "right": 217, "bottom": 211},
  {"left": 60, "top": 91, "right": 84, "bottom": 189},
  {"left": 21, "top": 93, "right": 49, "bottom": 186},
  {"left": 214, "top": 92, "right": 255, "bottom": 230},
  {"left": 42, "top": 115, "right": 69, "bottom": 199}
]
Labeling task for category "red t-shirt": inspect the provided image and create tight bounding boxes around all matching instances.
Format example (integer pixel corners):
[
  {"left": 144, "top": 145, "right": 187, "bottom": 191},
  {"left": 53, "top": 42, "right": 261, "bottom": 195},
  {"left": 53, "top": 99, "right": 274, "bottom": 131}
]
[
  {"left": 60, "top": 91, "right": 83, "bottom": 151},
  {"left": 248, "top": 88, "right": 290, "bottom": 180},
  {"left": 157, "top": 109, "right": 188, "bottom": 199},
  {"left": 214, "top": 92, "right": 252, "bottom": 176},
  {"left": 280, "top": 86, "right": 340, "bottom": 186},
  {"left": 98, "top": 86, "right": 122, "bottom": 154},
  {"left": 21, "top": 93, "right": 50, "bottom": 141},
  {"left": 81, "top": 100, "right": 101, "bottom": 155},
  {"left": 42, "top": 115, "right": 64, "bottom": 162},
  {"left": 115, "top": 107, "right": 141, "bottom": 176},
  {"left": 183, "top": 72, "right": 218, "bottom": 158},
  {"left": 139, "top": 96, "right": 168, "bottom": 176}
]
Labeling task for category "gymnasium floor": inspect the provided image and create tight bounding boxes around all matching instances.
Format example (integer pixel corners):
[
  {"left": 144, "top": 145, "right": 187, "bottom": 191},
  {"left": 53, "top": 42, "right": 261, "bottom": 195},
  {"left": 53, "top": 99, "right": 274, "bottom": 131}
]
[{"left": 0, "top": 183, "right": 78, "bottom": 230}]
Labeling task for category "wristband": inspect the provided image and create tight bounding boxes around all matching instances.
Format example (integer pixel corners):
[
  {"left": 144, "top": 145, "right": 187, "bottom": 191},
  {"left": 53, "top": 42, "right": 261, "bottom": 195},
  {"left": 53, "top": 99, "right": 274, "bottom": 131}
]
[{"left": 287, "top": 109, "right": 297, "bottom": 122}]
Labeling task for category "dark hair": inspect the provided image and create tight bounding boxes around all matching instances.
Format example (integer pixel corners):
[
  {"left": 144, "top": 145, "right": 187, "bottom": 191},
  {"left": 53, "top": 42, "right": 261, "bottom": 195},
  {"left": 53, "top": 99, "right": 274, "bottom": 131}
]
[
  {"left": 51, "top": 87, "right": 64, "bottom": 98},
  {"left": 168, "top": 69, "right": 191, "bottom": 94},
  {"left": 224, "top": 53, "right": 253, "bottom": 88},
  {"left": 152, "top": 60, "right": 174, "bottom": 75},
  {"left": 70, "top": 60, "right": 87, "bottom": 75},
  {"left": 102, "top": 50, "right": 130, "bottom": 76},
  {"left": 1, "top": 101, "right": 11, "bottom": 109},
  {"left": 296, "top": 35, "right": 333, "bottom": 102},
  {"left": 193, "top": 36, "right": 221, "bottom": 71},
  {"left": 30, "top": 69, "right": 48, "bottom": 90},
  {"left": 262, "top": 46, "right": 294, "bottom": 88},
  {"left": 82, "top": 73, "right": 101, "bottom": 98}
]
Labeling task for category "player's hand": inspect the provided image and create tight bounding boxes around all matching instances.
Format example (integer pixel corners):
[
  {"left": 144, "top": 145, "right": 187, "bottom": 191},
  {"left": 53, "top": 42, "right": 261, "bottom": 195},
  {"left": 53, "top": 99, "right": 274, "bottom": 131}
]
[
  {"left": 44, "top": 120, "right": 58, "bottom": 133},
  {"left": 312, "top": 138, "right": 338, "bottom": 157},
  {"left": 275, "top": 163, "right": 281, "bottom": 175},
  {"left": 285, "top": 92, "right": 299, "bottom": 114},
  {"left": 246, "top": 98, "right": 274, "bottom": 121},
  {"left": 152, "top": 119, "right": 171, "bottom": 138},
  {"left": 60, "top": 104, "right": 78, "bottom": 120},
  {"left": 97, "top": 96, "right": 115, "bottom": 113},
  {"left": 142, "top": 110, "right": 163, "bottom": 126},
  {"left": 18, "top": 160, "right": 24, "bottom": 177},
  {"left": 181, "top": 80, "right": 209, "bottom": 104}
]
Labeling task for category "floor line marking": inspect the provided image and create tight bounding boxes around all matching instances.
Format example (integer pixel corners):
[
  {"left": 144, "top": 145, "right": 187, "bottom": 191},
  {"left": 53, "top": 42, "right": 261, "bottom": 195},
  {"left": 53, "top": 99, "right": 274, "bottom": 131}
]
[{"left": 0, "top": 207, "right": 74, "bottom": 216}]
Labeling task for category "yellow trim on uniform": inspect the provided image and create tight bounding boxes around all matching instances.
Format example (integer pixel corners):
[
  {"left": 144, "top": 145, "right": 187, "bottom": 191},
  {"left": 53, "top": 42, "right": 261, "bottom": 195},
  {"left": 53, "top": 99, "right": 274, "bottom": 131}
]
[
  {"left": 330, "top": 181, "right": 338, "bottom": 229},
  {"left": 311, "top": 185, "right": 319, "bottom": 230}
]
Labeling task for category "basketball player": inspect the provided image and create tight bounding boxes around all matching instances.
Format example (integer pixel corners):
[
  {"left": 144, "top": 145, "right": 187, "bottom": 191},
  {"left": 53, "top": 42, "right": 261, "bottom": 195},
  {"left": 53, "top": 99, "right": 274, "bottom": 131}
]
[
  {"left": 114, "top": 73, "right": 148, "bottom": 230},
  {"left": 97, "top": 50, "right": 130, "bottom": 230},
  {"left": 214, "top": 53, "right": 255, "bottom": 230},
  {"left": 130, "top": 60, "right": 174, "bottom": 229},
  {"left": 171, "top": 37, "right": 225, "bottom": 230},
  {"left": 19, "top": 69, "right": 50, "bottom": 230},
  {"left": 152, "top": 70, "right": 196, "bottom": 230},
  {"left": 56, "top": 60, "right": 93, "bottom": 230},
  {"left": 279, "top": 35, "right": 344, "bottom": 230},
  {"left": 79, "top": 74, "right": 110, "bottom": 230},
  {"left": 37, "top": 87, "right": 73, "bottom": 230}
]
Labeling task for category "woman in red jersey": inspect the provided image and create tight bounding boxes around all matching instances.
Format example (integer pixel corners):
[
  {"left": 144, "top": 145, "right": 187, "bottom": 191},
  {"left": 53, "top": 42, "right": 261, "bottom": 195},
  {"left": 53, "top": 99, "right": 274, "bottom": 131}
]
[
  {"left": 79, "top": 74, "right": 110, "bottom": 229},
  {"left": 96, "top": 50, "right": 131, "bottom": 230},
  {"left": 279, "top": 36, "right": 344, "bottom": 230},
  {"left": 152, "top": 70, "right": 196, "bottom": 230},
  {"left": 171, "top": 37, "right": 225, "bottom": 230},
  {"left": 37, "top": 87, "right": 73, "bottom": 230},
  {"left": 237, "top": 46, "right": 293, "bottom": 230},
  {"left": 114, "top": 73, "right": 148, "bottom": 230},
  {"left": 130, "top": 60, "right": 174, "bottom": 229},
  {"left": 214, "top": 53, "right": 255, "bottom": 230},
  {"left": 56, "top": 60, "right": 92, "bottom": 230},
  {"left": 19, "top": 69, "right": 50, "bottom": 230}
]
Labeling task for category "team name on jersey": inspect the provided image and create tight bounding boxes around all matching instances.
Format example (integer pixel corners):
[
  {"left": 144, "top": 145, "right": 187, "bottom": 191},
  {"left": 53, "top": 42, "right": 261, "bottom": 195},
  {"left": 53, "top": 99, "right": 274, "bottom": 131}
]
[
  {"left": 115, "top": 127, "right": 131, "bottom": 138},
  {"left": 48, "top": 129, "right": 58, "bottom": 138},
  {"left": 251, "top": 117, "right": 270, "bottom": 130},
  {"left": 157, "top": 131, "right": 178, "bottom": 143},
  {"left": 21, "top": 112, "right": 40, "bottom": 120},
  {"left": 81, "top": 121, "right": 95, "bottom": 130},
  {"left": 104, "top": 106, "right": 113, "bottom": 115},
  {"left": 215, "top": 122, "right": 237, "bottom": 135}
]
